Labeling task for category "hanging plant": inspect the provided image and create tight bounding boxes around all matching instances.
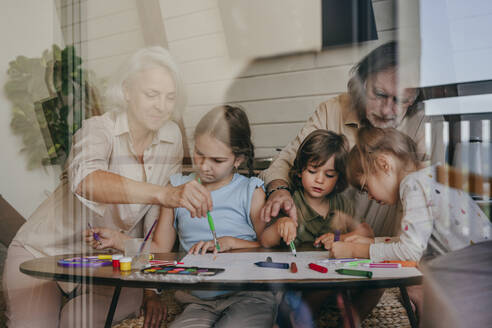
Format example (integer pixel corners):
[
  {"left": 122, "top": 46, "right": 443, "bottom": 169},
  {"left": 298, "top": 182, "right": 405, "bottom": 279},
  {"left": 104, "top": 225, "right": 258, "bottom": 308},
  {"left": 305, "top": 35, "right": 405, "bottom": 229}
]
[{"left": 4, "top": 44, "right": 103, "bottom": 169}]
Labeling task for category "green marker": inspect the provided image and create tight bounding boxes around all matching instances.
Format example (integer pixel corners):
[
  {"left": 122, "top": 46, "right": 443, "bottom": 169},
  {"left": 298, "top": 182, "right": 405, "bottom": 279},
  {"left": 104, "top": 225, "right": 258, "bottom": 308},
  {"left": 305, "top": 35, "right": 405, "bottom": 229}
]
[
  {"left": 345, "top": 260, "right": 372, "bottom": 267},
  {"left": 207, "top": 212, "right": 220, "bottom": 251},
  {"left": 289, "top": 241, "right": 297, "bottom": 257},
  {"left": 336, "top": 268, "right": 373, "bottom": 279},
  {"left": 198, "top": 177, "right": 220, "bottom": 251}
]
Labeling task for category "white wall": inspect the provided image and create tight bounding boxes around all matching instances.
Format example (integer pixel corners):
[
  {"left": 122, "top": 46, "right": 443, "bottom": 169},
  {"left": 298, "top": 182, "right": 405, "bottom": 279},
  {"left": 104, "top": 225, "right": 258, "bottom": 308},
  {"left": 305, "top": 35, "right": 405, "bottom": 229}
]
[
  {"left": 57, "top": 0, "right": 145, "bottom": 79},
  {"left": 159, "top": 0, "right": 398, "bottom": 158},
  {"left": 0, "top": 0, "right": 64, "bottom": 218},
  {"left": 0, "top": 0, "right": 146, "bottom": 218}
]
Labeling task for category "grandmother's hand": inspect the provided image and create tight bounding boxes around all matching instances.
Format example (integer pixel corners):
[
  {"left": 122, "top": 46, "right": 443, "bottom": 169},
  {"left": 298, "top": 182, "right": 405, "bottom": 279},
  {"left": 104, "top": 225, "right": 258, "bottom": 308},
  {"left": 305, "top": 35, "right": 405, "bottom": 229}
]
[{"left": 162, "top": 181, "right": 212, "bottom": 218}]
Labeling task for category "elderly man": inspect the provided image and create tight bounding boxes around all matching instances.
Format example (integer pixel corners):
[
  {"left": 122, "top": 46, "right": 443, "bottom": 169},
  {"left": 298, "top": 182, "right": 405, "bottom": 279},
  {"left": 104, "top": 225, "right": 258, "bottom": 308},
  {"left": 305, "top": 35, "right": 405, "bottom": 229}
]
[{"left": 260, "top": 41, "right": 443, "bottom": 237}]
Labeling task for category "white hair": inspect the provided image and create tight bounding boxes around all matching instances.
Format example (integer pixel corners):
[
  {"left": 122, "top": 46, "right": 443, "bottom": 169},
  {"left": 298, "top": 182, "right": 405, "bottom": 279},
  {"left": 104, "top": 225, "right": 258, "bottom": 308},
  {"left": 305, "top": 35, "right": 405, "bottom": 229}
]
[{"left": 104, "top": 46, "right": 186, "bottom": 119}]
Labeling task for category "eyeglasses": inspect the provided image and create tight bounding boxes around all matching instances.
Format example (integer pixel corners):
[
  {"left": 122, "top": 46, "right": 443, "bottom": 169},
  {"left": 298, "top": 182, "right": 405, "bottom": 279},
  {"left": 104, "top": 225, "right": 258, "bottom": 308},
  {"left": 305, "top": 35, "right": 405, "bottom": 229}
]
[{"left": 367, "top": 87, "right": 417, "bottom": 108}]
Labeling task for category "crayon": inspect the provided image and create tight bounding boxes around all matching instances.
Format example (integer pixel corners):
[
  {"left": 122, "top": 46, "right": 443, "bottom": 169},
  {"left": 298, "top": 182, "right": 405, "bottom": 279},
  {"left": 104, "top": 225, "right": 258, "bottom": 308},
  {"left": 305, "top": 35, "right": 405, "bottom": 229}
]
[
  {"left": 334, "top": 230, "right": 341, "bottom": 242},
  {"left": 309, "top": 263, "right": 328, "bottom": 273},
  {"left": 336, "top": 268, "right": 372, "bottom": 278},
  {"left": 290, "top": 262, "right": 298, "bottom": 273},
  {"left": 97, "top": 254, "right": 112, "bottom": 260},
  {"left": 254, "top": 261, "right": 289, "bottom": 269}
]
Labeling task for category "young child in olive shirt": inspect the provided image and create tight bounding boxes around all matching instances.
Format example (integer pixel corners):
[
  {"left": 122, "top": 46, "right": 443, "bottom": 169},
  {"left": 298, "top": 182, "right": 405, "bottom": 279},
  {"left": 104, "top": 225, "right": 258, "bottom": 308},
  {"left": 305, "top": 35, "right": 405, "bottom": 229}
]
[{"left": 260, "top": 130, "right": 373, "bottom": 327}]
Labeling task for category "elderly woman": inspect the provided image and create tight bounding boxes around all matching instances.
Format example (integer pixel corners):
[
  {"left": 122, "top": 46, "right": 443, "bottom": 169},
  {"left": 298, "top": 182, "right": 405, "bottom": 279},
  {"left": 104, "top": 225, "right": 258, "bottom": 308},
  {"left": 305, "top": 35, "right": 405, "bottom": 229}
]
[{"left": 3, "top": 47, "right": 212, "bottom": 328}]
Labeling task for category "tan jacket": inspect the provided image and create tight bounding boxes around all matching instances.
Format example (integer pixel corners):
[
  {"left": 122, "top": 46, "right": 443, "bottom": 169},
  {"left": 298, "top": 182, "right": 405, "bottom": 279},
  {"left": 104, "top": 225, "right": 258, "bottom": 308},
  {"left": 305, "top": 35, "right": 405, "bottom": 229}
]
[{"left": 260, "top": 94, "right": 444, "bottom": 236}]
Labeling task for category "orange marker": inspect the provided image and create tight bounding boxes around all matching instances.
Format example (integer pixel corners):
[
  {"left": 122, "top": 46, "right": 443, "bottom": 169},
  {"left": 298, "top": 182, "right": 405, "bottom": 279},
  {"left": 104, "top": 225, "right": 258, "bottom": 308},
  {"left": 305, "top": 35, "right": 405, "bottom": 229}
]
[
  {"left": 382, "top": 260, "right": 417, "bottom": 267},
  {"left": 290, "top": 262, "right": 298, "bottom": 273}
]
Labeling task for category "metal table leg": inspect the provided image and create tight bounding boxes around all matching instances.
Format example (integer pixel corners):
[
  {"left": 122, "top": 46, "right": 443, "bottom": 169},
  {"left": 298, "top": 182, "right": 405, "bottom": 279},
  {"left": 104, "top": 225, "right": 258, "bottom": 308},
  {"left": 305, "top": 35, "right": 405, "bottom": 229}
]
[
  {"left": 400, "top": 286, "right": 418, "bottom": 328},
  {"left": 104, "top": 285, "right": 122, "bottom": 328}
]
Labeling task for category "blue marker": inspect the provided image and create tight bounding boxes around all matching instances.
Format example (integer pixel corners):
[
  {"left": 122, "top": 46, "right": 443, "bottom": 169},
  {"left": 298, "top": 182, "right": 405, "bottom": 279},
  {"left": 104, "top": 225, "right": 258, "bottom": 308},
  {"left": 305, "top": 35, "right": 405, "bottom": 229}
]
[{"left": 255, "top": 261, "right": 289, "bottom": 269}]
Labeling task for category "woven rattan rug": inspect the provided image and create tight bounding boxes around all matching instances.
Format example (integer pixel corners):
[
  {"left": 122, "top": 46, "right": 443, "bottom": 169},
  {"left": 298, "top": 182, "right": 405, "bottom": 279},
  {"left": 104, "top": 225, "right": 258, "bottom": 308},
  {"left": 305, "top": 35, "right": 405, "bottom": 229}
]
[{"left": 112, "top": 288, "right": 411, "bottom": 328}]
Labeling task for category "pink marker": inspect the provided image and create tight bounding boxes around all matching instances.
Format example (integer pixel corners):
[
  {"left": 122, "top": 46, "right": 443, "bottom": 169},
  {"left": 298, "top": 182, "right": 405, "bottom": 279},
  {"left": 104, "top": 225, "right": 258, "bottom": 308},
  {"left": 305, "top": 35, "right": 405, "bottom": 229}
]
[{"left": 362, "top": 263, "right": 401, "bottom": 268}]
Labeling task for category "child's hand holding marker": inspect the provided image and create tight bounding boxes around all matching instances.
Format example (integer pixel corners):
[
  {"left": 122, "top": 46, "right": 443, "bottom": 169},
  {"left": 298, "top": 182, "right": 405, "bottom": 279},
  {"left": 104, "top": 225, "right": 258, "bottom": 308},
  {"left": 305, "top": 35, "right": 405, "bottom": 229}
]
[
  {"left": 275, "top": 217, "right": 298, "bottom": 245},
  {"left": 314, "top": 231, "right": 338, "bottom": 249},
  {"left": 84, "top": 226, "right": 130, "bottom": 251},
  {"left": 188, "top": 236, "right": 235, "bottom": 255}
]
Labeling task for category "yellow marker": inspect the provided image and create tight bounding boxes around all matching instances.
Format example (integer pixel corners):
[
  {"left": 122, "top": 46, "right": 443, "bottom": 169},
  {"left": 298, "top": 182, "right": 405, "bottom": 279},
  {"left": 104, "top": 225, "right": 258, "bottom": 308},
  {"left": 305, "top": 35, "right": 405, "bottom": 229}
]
[{"left": 98, "top": 254, "right": 112, "bottom": 260}]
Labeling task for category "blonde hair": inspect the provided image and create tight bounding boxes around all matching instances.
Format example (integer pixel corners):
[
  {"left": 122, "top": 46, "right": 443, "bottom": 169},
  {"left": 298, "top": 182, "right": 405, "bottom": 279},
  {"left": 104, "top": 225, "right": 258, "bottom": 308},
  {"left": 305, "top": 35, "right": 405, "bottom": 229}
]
[
  {"left": 104, "top": 47, "right": 185, "bottom": 119},
  {"left": 347, "top": 127, "right": 420, "bottom": 190}
]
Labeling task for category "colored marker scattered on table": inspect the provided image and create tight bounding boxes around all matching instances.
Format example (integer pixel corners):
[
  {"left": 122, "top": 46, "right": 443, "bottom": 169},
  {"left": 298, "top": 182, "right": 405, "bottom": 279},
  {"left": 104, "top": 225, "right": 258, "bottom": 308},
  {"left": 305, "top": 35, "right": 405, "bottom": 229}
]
[
  {"left": 289, "top": 241, "right": 297, "bottom": 257},
  {"left": 309, "top": 262, "right": 328, "bottom": 273},
  {"left": 345, "top": 259, "right": 372, "bottom": 266},
  {"left": 290, "top": 262, "right": 298, "bottom": 273},
  {"left": 198, "top": 177, "right": 220, "bottom": 252},
  {"left": 318, "top": 258, "right": 359, "bottom": 264},
  {"left": 336, "top": 268, "right": 373, "bottom": 278},
  {"left": 88, "top": 223, "right": 102, "bottom": 247},
  {"left": 361, "top": 263, "right": 401, "bottom": 268},
  {"left": 382, "top": 260, "right": 417, "bottom": 267},
  {"left": 255, "top": 261, "right": 289, "bottom": 269}
]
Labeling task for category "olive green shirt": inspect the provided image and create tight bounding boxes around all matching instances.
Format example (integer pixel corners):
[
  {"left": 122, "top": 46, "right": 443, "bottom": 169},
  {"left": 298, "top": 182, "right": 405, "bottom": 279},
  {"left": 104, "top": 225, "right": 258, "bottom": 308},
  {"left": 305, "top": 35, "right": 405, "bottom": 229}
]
[{"left": 292, "top": 190, "right": 354, "bottom": 244}]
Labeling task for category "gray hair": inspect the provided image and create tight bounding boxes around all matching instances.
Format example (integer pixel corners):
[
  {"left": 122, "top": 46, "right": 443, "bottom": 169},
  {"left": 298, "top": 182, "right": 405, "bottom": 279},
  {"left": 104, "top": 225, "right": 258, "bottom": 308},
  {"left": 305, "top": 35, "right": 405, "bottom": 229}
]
[
  {"left": 347, "top": 41, "right": 419, "bottom": 122},
  {"left": 104, "top": 46, "right": 186, "bottom": 119}
]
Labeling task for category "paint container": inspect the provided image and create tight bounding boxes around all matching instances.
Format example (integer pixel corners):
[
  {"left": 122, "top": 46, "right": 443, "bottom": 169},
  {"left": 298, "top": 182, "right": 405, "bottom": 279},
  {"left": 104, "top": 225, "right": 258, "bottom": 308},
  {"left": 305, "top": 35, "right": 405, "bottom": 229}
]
[
  {"left": 112, "top": 254, "right": 123, "bottom": 268},
  {"left": 119, "top": 257, "right": 132, "bottom": 271}
]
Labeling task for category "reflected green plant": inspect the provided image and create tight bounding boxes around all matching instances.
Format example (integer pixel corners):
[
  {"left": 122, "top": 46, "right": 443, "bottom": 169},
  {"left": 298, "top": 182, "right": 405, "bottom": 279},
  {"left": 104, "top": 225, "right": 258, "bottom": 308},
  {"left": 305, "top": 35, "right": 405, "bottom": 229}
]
[{"left": 4, "top": 45, "right": 102, "bottom": 169}]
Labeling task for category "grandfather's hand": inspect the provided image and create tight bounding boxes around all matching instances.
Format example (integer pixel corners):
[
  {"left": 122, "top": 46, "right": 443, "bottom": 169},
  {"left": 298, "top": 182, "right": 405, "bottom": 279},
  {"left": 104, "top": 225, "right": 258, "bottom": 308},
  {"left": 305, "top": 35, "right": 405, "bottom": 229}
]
[
  {"left": 163, "top": 180, "right": 212, "bottom": 218},
  {"left": 260, "top": 185, "right": 297, "bottom": 223}
]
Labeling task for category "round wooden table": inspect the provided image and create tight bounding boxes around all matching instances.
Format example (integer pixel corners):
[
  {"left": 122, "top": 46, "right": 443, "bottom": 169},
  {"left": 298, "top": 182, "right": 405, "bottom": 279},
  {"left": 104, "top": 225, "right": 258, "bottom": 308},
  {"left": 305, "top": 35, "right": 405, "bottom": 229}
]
[{"left": 20, "top": 249, "right": 422, "bottom": 328}]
